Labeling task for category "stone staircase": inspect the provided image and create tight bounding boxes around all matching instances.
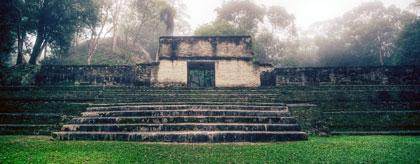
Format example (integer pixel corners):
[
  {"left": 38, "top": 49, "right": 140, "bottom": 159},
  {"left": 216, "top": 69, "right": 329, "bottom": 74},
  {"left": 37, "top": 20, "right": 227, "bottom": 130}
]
[
  {"left": 2, "top": 85, "right": 418, "bottom": 139},
  {"left": 53, "top": 104, "right": 307, "bottom": 142}
]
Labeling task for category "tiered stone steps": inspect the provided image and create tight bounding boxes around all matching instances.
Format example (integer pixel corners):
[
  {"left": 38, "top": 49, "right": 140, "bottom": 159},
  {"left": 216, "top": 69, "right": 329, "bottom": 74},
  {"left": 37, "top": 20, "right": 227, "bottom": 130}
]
[
  {"left": 2, "top": 85, "right": 418, "bottom": 136},
  {"left": 53, "top": 105, "right": 308, "bottom": 142}
]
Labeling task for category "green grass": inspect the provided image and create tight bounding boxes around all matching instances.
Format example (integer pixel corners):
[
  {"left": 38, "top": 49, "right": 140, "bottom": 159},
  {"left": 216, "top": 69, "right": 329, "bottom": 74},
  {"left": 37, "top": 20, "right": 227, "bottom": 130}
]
[{"left": 0, "top": 135, "right": 419, "bottom": 163}]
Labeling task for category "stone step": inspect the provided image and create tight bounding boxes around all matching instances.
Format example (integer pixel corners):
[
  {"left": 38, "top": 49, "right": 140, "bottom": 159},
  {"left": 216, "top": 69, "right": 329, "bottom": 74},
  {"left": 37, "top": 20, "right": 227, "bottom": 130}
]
[
  {"left": 70, "top": 116, "right": 298, "bottom": 124},
  {"left": 0, "top": 97, "right": 283, "bottom": 103},
  {"left": 3, "top": 88, "right": 413, "bottom": 94},
  {"left": 98, "top": 93, "right": 281, "bottom": 96},
  {"left": 2, "top": 85, "right": 416, "bottom": 91},
  {"left": 0, "top": 92, "right": 283, "bottom": 98},
  {"left": 87, "top": 105, "right": 287, "bottom": 112},
  {"left": 0, "top": 88, "right": 282, "bottom": 93},
  {"left": 61, "top": 123, "right": 301, "bottom": 132},
  {"left": 93, "top": 96, "right": 280, "bottom": 100},
  {"left": 0, "top": 124, "right": 59, "bottom": 135},
  {"left": 92, "top": 97, "right": 281, "bottom": 102},
  {"left": 81, "top": 110, "right": 291, "bottom": 117},
  {"left": 0, "top": 94, "right": 279, "bottom": 100},
  {"left": 52, "top": 131, "right": 308, "bottom": 142},
  {"left": 89, "top": 102, "right": 285, "bottom": 107},
  {"left": 0, "top": 101, "right": 89, "bottom": 114},
  {"left": 95, "top": 97, "right": 281, "bottom": 101},
  {"left": 0, "top": 113, "right": 63, "bottom": 124}
]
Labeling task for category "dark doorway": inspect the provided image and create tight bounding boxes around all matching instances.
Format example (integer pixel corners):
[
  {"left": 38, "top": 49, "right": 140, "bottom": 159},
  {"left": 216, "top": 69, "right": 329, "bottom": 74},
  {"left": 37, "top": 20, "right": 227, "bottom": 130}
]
[{"left": 188, "top": 62, "right": 215, "bottom": 88}]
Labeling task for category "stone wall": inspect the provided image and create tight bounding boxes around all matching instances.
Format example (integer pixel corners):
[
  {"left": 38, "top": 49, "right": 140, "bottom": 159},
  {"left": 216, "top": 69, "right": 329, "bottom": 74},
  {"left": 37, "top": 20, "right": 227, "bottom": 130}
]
[
  {"left": 260, "top": 66, "right": 420, "bottom": 134},
  {"left": 35, "top": 64, "right": 156, "bottom": 86},
  {"left": 155, "top": 60, "right": 188, "bottom": 87},
  {"left": 263, "top": 66, "right": 419, "bottom": 86},
  {"left": 158, "top": 36, "right": 253, "bottom": 60},
  {"left": 155, "top": 59, "right": 272, "bottom": 87},
  {"left": 278, "top": 85, "right": 420, "bottom": 135},
  {"left": 215, "top": 60, "right": 271, "bottom": 87}
]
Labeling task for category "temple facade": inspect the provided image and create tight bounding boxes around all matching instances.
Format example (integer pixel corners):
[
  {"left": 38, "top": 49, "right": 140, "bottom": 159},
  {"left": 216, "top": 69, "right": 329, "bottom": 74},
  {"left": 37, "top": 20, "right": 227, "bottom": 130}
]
[{"left": 154, "top": 36, "right": 272, "bottom": 87}]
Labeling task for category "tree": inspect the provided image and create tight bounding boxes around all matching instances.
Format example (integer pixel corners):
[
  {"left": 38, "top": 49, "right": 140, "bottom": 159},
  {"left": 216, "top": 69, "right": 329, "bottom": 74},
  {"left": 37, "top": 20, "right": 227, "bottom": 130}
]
[
  {"left": 313, "top": 1, "right": 416, "bottom": 66},
  {"left": 267, "top": 6, "right": 295, "bottom": 31},
  {"left": 215, "top": 0, "right": 265, "bottom": 35},
  {"left": 87, "top": 0, "right": 112, "bottom": 65},
  {"left": 111, "top": 0, "right": 124, "bottom": 52},
  {"left": 160, "top": 5, "right": 176, "bottom": 35},
  {"left": 50, "top": 0, "right": 183, "bottom": 65},
  {"left": 410, "top": 0, "right": 420, "bottom": 16},
  {"left": 393, "top": 19, "right": 420, "bottom": 65},
  {"left": 0, "top": 0, "right": 17, "bottom": 66},
  {"left": 194, "top": 1, "right": 296, "bottom": 66},
  {"left": 264, "top": 6, "right": 298, "bottom": 66},
  {"left": 170, "top": 0, "right": 191, "bottom": 35},
  {"left": 27, "top": 0, "right": 99, "bottom": 65},
  {"left": 253, "top": 30, "right": 280, "bottom": 63},
  {"left": 115, "top": 0, "right": 176, "bottom": 62},
  {"left": 194, "top": 20, "right": 242, "bottom": 36},
  {"left": 2, "top": 0, "right": 39, "bottom": 65}
]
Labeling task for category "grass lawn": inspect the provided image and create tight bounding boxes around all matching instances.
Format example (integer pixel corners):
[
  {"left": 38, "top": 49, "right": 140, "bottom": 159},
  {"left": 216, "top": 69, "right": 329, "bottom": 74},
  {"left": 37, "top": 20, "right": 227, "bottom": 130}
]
[{"left": 0, "top": 135, "right": 419, "bottom": 163}]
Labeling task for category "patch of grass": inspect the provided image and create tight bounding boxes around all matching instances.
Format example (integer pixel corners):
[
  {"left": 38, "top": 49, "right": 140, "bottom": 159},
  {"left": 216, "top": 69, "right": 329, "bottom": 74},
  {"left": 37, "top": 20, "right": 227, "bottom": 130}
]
[{"left": 0, "top": 135, "right": 419, "bottom": 163}]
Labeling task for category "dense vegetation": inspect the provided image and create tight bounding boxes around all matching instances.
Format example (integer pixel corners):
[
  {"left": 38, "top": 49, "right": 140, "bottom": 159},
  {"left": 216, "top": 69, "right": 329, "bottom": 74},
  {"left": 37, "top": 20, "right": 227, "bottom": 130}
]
[
  {"left": 195, "top": 0, "right": 420, "bottom": 66},
  {"left": 0, "top": 135, "right": 419, "bottom": 163},
  {"left": 0, "top": 0, "right": 185, "bottom": 66},
  {"left": 0, "top": 0, "right": 419, "bottom": 67}
]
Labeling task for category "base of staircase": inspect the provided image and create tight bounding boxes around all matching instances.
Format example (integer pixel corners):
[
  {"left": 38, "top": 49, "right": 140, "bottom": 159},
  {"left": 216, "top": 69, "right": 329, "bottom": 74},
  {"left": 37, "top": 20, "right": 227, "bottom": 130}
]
[{"left": 52, "top": 131, "right": 308, "bottom": 142}]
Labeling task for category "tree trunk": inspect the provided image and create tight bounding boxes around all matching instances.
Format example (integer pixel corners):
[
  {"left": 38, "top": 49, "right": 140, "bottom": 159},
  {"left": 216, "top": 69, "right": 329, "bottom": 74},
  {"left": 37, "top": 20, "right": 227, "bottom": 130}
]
[
  {"left": 42, "top": 42, "right": 48, "bottom": 60},
  {"left": 86, "top": 6, "right": 110, "bottom": 65},
  {"left": 16, "top": 24, "right": 26, "bottom": 65},
  {"left": 87, "top": 52, "right": 93, "bottom": 65},
  {"left": 15, "top": 7, "right": 26, "bottom": 65},
  {"left": 377, "top": 35, "right": 384, "bottom": 66},
  {"left": 112, "top": 28, "right": 118, "bottom": 52},
  {"left": 87, "top": 38, "right": 99, "bottom": 65},
  {"left": 138, "top": 44, "right": 151, "bottom": 62},
  {"left": 29, "top": 34, "right": 45, "bottom": 65},
  {"left": 87, "top": 29, "right": 101, "bottom": 65},
  {"left": 111, "top": 14, "right": 119, "bottom": 52},
  {"left": 74, "top": 30, "right": 79, "bottom": 47},
  {"left": 111, "top": 0, "right": 123, "bottom": 52}
]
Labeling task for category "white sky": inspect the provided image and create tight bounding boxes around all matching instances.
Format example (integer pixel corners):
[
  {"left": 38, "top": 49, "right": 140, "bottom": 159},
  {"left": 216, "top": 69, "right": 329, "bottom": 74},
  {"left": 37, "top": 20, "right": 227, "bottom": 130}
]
[{"left": 183, "top": 0, "right": 414, "bottom": 30}]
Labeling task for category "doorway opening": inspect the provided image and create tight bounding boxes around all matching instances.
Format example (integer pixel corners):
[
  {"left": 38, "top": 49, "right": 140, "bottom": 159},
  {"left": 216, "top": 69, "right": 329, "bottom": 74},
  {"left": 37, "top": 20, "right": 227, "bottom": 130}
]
[{"left": 187, "top": 62, "right": 215, "bottom": 88}]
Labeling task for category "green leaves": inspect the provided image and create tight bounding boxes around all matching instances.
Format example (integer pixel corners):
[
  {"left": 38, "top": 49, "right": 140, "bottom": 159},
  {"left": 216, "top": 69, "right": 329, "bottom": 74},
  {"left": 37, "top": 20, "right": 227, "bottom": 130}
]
[
  {"left": 2, "top": 0, "right": 100, "bottom": 64},
  {"left": 215, "top": 0, "right": 265, "bottom": 34},
  {"left": 315, "top": 1, "right": 416, "bottom": 66},
  {"left": 194, "top": 0, "right": 297, "bottom": 66},
  {"left": 393, "top": 20, "right": 420, "bottom": 66}
]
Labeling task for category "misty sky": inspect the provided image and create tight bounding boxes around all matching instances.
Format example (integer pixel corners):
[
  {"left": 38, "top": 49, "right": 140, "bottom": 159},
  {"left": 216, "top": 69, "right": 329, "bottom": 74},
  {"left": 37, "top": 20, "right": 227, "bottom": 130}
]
[{"left": 184, "top": 0, "right": 414, "bottom": 30}]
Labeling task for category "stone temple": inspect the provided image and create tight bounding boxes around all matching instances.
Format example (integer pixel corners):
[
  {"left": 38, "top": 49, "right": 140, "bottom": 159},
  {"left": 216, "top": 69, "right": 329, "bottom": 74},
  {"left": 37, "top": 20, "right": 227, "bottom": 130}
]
[
  {"left": 2, "top": 36, "right": 418, "bottom": 142},
  {"left": 155, "top": 36, "right": 272, "bottom": 87},
  {"left": 51, "top": 36, "right": 308, "bottom": 142}
]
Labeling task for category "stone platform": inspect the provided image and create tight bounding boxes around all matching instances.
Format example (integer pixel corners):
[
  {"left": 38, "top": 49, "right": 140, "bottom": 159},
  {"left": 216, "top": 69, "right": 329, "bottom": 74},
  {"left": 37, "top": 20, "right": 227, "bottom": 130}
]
[{"left": 53, "top": 105, "right": 308, "bottom": 142}]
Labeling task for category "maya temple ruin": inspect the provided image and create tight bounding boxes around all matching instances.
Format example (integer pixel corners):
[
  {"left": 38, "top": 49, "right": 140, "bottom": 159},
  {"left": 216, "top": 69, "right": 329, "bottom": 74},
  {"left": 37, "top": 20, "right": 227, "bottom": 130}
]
[
  {"left": 1, "top": 36, "right": 419, "bottom": 142},
  {"left": 156, "top": 36, "right": 272, "bottom": 87}
]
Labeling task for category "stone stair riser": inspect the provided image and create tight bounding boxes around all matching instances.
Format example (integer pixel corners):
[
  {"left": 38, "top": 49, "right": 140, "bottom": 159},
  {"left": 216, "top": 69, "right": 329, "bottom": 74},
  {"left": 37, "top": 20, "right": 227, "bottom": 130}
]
[
  {"left": 52, "top": 132, "right": 308, "bottom": 142},
  {"left": 62, "top": 124, "right": 301, "bottom": 132},
  {"left": 70, "top": 117, "right": 298, "bottom": 124},
  {"left": 87, "top": 105, "right": 287, "bottom": 111},
  {"left": 81, "top": 111, "right": 291, "bottom": 117}
]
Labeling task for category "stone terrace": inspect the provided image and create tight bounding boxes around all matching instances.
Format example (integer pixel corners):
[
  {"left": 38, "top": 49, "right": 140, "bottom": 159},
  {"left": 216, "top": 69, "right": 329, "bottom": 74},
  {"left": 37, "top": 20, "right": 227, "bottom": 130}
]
[
  {"left": 1, "top": 85, "right": 419, "bottom": 141},
  {"left": 0, "top": 86, "right": 309, "bottom": 142}
]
